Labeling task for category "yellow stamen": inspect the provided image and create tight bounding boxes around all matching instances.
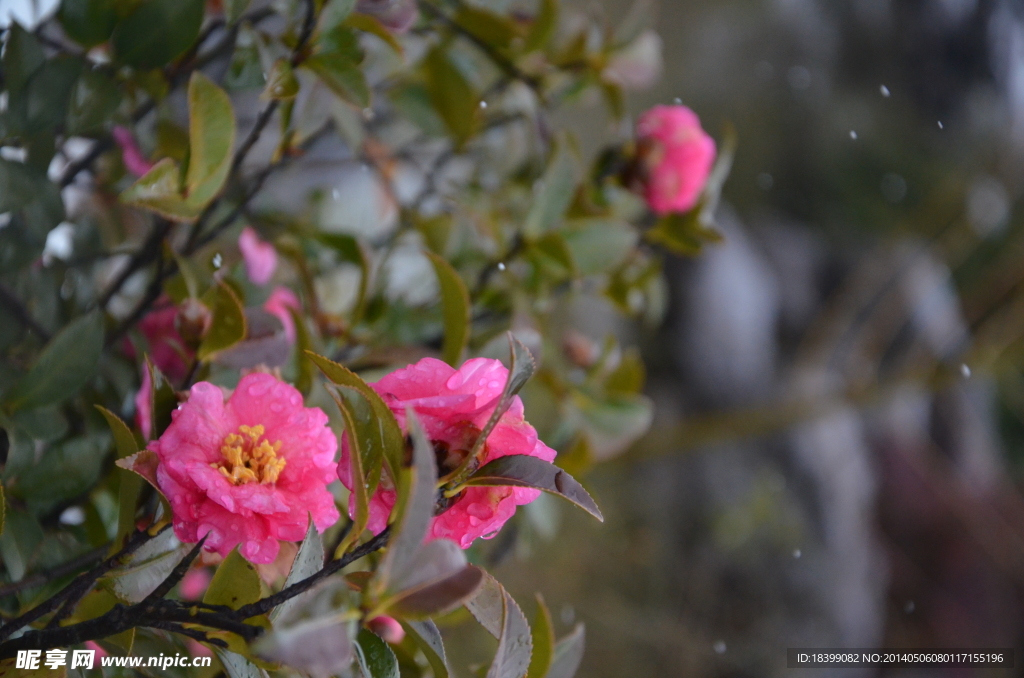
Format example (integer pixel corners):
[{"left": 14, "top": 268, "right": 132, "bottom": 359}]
[{"left": 211, "top": 423, "right": 286, "bottom": 485}]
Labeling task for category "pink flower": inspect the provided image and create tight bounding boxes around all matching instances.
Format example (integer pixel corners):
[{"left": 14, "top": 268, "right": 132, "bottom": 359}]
[
  {"left": 128, "top": 298, "right": 192, "bottom": 383},
  {"left": 367, "top": 616, "right": 405, "bottom": 644},
  {"left": 635, "top": 105, "right": 716, "bottom": 215},
  {"left": 337, "top": 358, "right": 556, "bottom": 549},
  {"left": 239, "top": 226, "right": 277, "bottom": 285},
  {"left": 151, "top": 373, "right": 340, "bottom": 563},
  {"left": 112, "top": 126, "right": 155, "bottom": 177},
  {"left": 264, "top": 287, "right": 301, "bottom": 344},
  {"left": 179, "top": 567, "right": 212, "bottom": 600},
  {"left": 84, "top": 641, "right": 108, "bottom": 659}
]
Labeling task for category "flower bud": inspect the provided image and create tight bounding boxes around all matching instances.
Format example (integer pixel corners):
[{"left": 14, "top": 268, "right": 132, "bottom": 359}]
[
  {"left": 175, "top": 298, "right": 213, "bottom": 347},
  {"left": 367, "top": 616, "right": 406, "bottom": 644},
  {"left": 631, "top": 105, "right": 716, "bottom": 215}
]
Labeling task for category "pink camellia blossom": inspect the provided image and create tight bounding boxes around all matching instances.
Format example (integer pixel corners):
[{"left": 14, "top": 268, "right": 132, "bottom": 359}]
[
  {"left": 151, "top": 373, "right": 340, "bottom": 563},
  {"left": 264, "top": 287, "right": 301, "bottom": 344},
  {"left": 84, "top": 641, "right": 108, "bottom": 659},
  {"left": 135, "top": 368, "right": 154, "bottom": 440},
  {"left": 337, "top": 357, "right": 557, "bottom": 549},
  {"left": 635, "top": 104, "right": 716, "bottom": 215},
  {"left": 133, "top": 299, "right": 192, "bottom": 383},
  {"left": 239, "top": 226, "right": 277, "bottom": 285},
  {"left": 112, "top": 126, "right": 155, "bottom": 177},
  {"left": 179, "top": 567, "right": 212, "bottom": 600},
  {"left": 367, "top": 616, "right": 405, "bottom": 644}
]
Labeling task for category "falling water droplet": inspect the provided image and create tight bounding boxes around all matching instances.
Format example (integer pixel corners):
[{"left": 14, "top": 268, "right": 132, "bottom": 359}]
[
  {"left": 212, "top": 253, "right": 223, "bottom": 269},
  {"left": 793, "top": 549, "right": 802, "bottom": 559},
  {"left": 673, "top": 97, "right": 682, "bottom": 105},
  {"left": 479, "top": 100, "right": 488, "bottom": 109},
  {"left": 497, "top": 262, "right": 506, "bottom": 271},
  {"left": 332, "top": 189, "right": 341, "bottom": 200},
  {"left": 714, "top": 641, "right": 727, "bottom": 654},
  {"left": 937, "top": 121, "right": 944, "bottom": 129},
  {"left": 960, "top": 363, "right": 971, "bottom": 378},
  {"left": 850, "top": 130, "right": 858, "bottom": 140},
  {"left": 904, "top": 601, "right": 915, "bottom": 614},
  {"left": 880, "top": 84, "right": 891, "bottom": 97}
]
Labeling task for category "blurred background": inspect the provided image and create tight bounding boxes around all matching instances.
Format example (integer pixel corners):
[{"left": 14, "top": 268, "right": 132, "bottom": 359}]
[{"left": 485, "top": 0, "right": 1024, "bottom": 675}]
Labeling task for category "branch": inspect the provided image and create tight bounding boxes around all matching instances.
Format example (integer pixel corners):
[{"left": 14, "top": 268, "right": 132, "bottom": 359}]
[{"left": 0, "top": 545, "right": 107, "bottom": 599}]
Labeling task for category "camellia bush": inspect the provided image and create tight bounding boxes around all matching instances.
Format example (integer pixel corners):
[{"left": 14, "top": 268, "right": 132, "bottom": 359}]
[{"left": 0, "top": 0, "right": 730, "bottom": 675}]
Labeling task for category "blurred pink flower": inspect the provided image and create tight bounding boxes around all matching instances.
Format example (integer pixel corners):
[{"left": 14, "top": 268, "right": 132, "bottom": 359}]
[
  {"left": 179, "top": 567, "right": 212, "bottom": 600},
  {"left": 635, "top": 105, "right": 716, "bottom": 215},
  {"left": 129, "top": 298, "right": 192, "bottom": 383},
  {"left": 84, "top": 641, "right": 108, "bottom": 659},
  {"left": 151, "top": 373, "right": 340, "bottom": 564},
  {"left": 239, "top": 226, "right": 277, "bottom": 285},
  {"left": 356, "top": 0, "right": 418, "bottom": 33},
  {"left": 337, "top": 357, "right": 556, "bottom": 549},
  {"left": 186, "top": 639, "right": 213, "bottom": 657},
  {"left": 367, "top": 616, "right": 405, "bottom": 644},
  {"left": 112, "top": 126, "right": 155, "bottom": 177},
  {"left": 264, "top": 287, "right": 301, "bottom": 344}
]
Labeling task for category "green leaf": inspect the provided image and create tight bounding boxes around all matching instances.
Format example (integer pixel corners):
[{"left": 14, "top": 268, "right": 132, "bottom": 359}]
[
  {"left": 465, "top": 569, "right": 503, "bottom": 638},
  {"left": 526, "top": 595, "right": 554, "bottom": 678},
  {"left": 465, "top": 456, "right": 602, "bottom": 520},
  {"left": 25, "top": 57, "right": 82, "bottom": 134},
  {"left": 304, "top": 50, "right": 370, "bottom": 108},
  {"left": 263, "top": 58, "right": 300, "bottom": 100},
  {"left": 198, "top": 282, "right": 247, "bottom": 360},
  {"left": 319, "top": 0, "right": 358, "bottom": 35},
  {"left": 523, "top": 0, "right": 557, "bottom": 53},
  {"left": 225, "top": 0, "right": 252, "bottom": 24},
  {"left": 0, "top": 159, "right": 64, "bottom": 257},
  {"left": 253, "top": 616, "right": 354, "bottom": 675},
  {"left": 546, "top": 624, "right": 585, "bottom": 678},
  {"left": 0, "top": 481, "right": 6, "bottom": 538},
  {"left": 69, "top": 589, "right": 136, "bottom": 654},
  {"left": 402, "top": 621, "right": 450, "bottom": 678},
  {"left": 204, "top": 548, "right": 262, "bottom": 610},
  {"left": 327, "top": 386, "right": 373, "bottom": 557},
  {"left": 272, "top": 517, "right": 324, "bottom": 621},
  {"left": 121, "top": 158, "right": 203, "bottom": 222},
  {"left": 66, "top": 67, "right": 122, "bottom": 136},
  {"left": 529, "top": 232, "right": 576, "bottom": 281},
  {"left": 3, "top": 311, "right": 103, "bottom": 412},
  {"left": 146, "top": 357, "right": 178, "bottom": 439},
  {"left": 96, "top": 407, "right": 144, "bottom": 551},
  {"left": 377, "top": 541, "right": 483, "bottom": 620},
  {"left": 185, "top": 72, "right": 237, "bottom": 209},
  {"left": 216, "top": 650, "right": 270, "bottom": 678},
  {"left": 307, "top": 352, "right": 404, "bottom": 485},
  {"left": 2, "top": 24, "right": 44, "bottom": 94},
  {"left": 355, "top": 629, "right": 400, "bottom": 678},
  {"left": 0, "top": 509, "right": 42, "bottom": 582},
  {"left": 448, "top": 333, "right": 536, "bottom": 482},
  {"left": 58, "top": 0, "right": 119, "bottom": 47},
  {"left": 112, "top": 0, "right": 204, "bottom": 69},
  {"left": 291, "top": 308, "right": 315, "bottom": 396},
  {"left": 371, "top": 411, "right": 437, "bottom": 597},
  {"left": 561, "top": 220, "right": 637, "bottom": 275},
  {"left": 524, "top": 139, "right": 578, "bottom": 238},
  {"left": 424, "top": 47, "right": 479, "bottom": 147},
  {"left": 485, "top": 578, "right": 533, "bottom": 678},
  {"left": 426, "top": 251, "right": 470, "bottom": 367},
  {"left": 344, "top": 13, "right": 404, "bottom": 54},
  {"left": 454, "top": 6, "right": 517, "bottom": 49},
  {"left": 318, "top": 233, "right": 369, "bottom": 323},
  {"left": 106, "top": 527, "right": 189, "bottom": 603}
]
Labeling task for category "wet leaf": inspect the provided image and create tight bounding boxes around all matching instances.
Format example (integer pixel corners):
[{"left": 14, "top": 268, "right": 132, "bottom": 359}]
[
  {"left": 562, "top": 220, "right": 638, "bottom": 275},
  {"left": 465, "top": 570, "right": 504, "bottom": 639},
  {"left": 253, "top": 616, "right": 353, "bottom": 677},
  {"left": 274, "top": 517, "right": 323, "bottom": 621},
  {"left": 120, "top": 158, "right": 201, "bottom": 222},
  {"left": 307, "top": 353, "right": 404, "bottom": 485},
  {"left": 546, "top": 624, "right": 585, "bottom": 678},
  {"left": 59, "top": 0, "right": 118, "bottom": 47},
  {"left": 424, "top": 47, "right": 478, "bottom": 147},
  {"left": 263, "top": 59, "right": 300, "bottom": 101},
  {"left": 371, "top": 411, "right": 437, "bottom": 597},
  {"left": 379, "top": 540, "right": 483, "bottom": 619},
  {"left": 198, "top": 282, "right": 247, "bottom": 360},
  {"left": 524, "top": 140, "right": 577, "bottom": 238},
  {"left": 205, "top": 548, "right": 262, "bottom": 610},
  {"left": 426, "top": 251, "right": 470, "bottom": 367},
  {"left": 355, "top": 628, "right": 400, "bottom": 678},
  {"left": 464, "top": 455, "right": 603, "bottom": 521},
  {"left": 106, "top": 528, "right": 187, "bottom": 603},
  {"left": 402, "top": 621, "right": 449, "bottom": 678},
  {"left": 305, "top": 45, "right": 369, "bottom": 108},
  {"left": 185, "top": 72, "right": 236, "bottom": 209},
  {"left": 96, "top": 407, "right": 143, "bottom": 551},
  {"left": 486, "top": 579, "right": 532, "bottom": 678},
  {"left": 327, "top": 386, "right": 373, "bottom": 557},
  {"left": 17, "top": 437, "right": 107, "bottom": 515},
  {"left": 112, "top": 0, "right": 204, "bottom": 69},
  {"left": 3, "top": 311, "right": 102, "bottom": 412},
  {"left": 525, "top": 595, "right": 554, "bottom": 678}
]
